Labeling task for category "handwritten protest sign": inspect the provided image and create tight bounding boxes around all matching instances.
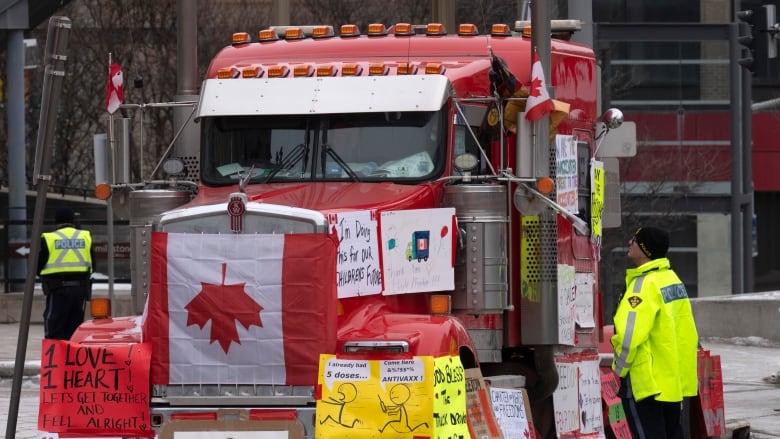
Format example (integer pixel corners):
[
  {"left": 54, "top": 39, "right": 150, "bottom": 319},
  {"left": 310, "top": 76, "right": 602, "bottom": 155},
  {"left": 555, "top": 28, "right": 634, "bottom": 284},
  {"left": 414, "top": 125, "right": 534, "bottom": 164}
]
[
  {"left": 490, "top": 387, "right": 532, "bottom": 439},
  {"left": 380, "top": 208, "right": 455, "bottom": 295},
  {"left": 555, "top": 134, "right": 578, "bottom": 214},
  {"left": 574, "top": 272, "right": 595, "bottom": 328},
  {"left": 465, "top": 368, "right": 503, "bottom": 439},
  {"left": 38, "top": 340, "right": 153, "bottom": 437},
  {"left": 578, "top": 356, "right": 605, "bottom": 435},
  {"left": 557, "top": 264, "right": 576, "bottom": 345},
  {"left": 600, "top": 368, "right": 631, "bottom": 439},
  {"left": 315, "top": 354, "right": 468, "bottom": 438},
  {"left": 553, "top": 357, "right": 578, "bottom": 436},
  {"left": 330, "top": 210, "right": 382, "bottom": 298}
]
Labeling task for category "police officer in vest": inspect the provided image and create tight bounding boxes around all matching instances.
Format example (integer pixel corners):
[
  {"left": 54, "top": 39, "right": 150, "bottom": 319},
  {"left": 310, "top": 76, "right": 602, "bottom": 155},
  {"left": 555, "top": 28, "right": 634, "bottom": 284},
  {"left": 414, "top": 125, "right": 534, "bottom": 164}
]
[
  {"left": 612, "top": 226, "right": 699, "bottom": 439},
  {"left": 37, "top": 207, "right": 95, "bottom": 340}
]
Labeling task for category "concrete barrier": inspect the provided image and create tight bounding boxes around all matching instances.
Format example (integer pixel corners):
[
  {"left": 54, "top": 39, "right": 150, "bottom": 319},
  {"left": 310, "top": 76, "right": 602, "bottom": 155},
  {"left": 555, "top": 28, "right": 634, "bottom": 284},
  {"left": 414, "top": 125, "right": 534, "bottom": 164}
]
[{"left": 691, "top": 291, "right": 780, "bottom": 344}]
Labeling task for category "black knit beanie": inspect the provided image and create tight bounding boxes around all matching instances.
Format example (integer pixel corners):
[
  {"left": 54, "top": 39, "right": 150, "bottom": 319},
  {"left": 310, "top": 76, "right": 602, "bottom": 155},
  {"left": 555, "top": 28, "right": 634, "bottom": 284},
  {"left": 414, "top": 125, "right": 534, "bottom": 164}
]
[{"left": 633, "top": 226, "right": 669, "bottom": 260}]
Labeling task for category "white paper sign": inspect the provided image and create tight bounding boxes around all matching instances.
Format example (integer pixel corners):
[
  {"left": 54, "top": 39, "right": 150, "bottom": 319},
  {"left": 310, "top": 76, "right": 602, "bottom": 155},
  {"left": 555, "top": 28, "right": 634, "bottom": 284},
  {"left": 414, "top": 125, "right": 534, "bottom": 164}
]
[
  {"left": 553, "top": 360, "right": 579, "bottom": 435},
  {"left": 557, "top": 264, "right": 576, "bottom": 345},
  {"left": 575, "top": 272, "right": 596, "bottom": 328},
  {"left": 490, "top": 387, "right": 532, "bottom": 439},
  {"left": 579, "top": 358, "right": 606, "bottom": 436},
  {"left": 380, "top": 208, "right": 455, "bottom": 295},
  {"left": 555, "top": 134, "right": 578, "bottom": 213},
  {"left": 331, "top": 211, "right": 382, "bottom": 298}
]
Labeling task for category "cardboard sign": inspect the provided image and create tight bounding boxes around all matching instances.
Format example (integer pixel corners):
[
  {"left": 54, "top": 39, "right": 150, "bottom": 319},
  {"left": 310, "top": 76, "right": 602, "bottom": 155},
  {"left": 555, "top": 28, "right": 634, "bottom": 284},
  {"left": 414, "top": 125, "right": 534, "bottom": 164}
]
[
  {"left": 38, "top": 340, "right": 154, "bottom": 437},
  {"left": 600, "top": 369, "right": 631, "bottom": 439},
  {"left": 465, "top": 368, "right": 504, "bottom": 439},
  {"left": 697, "top": 350, "right": 727, "bottom": 437},
  {"left": 330, "top": 210, "right": 382, "bottom": 298},
  {"left": 489, "top": 387, "right": 532, "bottom": 439}
]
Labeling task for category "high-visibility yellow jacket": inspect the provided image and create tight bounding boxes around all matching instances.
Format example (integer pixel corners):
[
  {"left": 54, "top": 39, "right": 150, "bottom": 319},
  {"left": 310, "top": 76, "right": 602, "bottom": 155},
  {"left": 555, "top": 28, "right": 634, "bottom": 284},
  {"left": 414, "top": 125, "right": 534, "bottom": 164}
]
[
  {"left": 40, "top": 227, "right": 93, "bottom": 275},
  {"left": 611, "top": 257, "right": 699, "bottom": 402}
]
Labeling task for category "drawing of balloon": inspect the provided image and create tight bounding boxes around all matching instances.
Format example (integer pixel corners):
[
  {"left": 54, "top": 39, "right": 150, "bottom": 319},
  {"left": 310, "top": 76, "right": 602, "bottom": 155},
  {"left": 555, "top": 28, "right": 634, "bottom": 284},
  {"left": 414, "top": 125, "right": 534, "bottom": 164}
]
[
  {"left": 388, "top": 238, "right": 396, "bottom": 250},
  {"left": 438, "top": 225, "right": 449, "bottom": 251}
]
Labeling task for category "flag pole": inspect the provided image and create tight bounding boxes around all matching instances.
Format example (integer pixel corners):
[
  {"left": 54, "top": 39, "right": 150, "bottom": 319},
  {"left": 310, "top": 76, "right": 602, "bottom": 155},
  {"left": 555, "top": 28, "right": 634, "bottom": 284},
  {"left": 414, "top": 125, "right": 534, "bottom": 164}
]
[{"left": 106, "top": 53, "right": 115, "bottom": 308}]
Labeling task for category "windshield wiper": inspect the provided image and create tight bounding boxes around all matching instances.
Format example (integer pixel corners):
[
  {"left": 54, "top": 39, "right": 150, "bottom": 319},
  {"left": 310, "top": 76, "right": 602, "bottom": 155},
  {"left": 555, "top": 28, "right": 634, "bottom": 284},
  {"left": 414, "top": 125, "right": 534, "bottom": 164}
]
[
  {"left": 261, "top": 143, "right": 307, "bottom": 183},
  {"left": 320, "top": 143, "right": 360, "bottom": 182}
]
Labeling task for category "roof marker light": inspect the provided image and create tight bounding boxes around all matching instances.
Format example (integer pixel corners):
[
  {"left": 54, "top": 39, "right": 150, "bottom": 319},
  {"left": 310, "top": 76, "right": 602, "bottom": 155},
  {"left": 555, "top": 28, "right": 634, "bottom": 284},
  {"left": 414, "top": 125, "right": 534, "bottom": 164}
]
[
  {"left": 394, "top": 23, "right": 413, "bottom": 36},
  {"left": 425, "top": 62, "right": 445, "bottom": 74},
  {"left": 341, "top": 63, "right": 363, "bottom": 76},
  {"left": 490, "top": 23, "right": 511, "bottom": 36},
  {"left": 426, "top": 23, "right": 446, "bottom": 35},
  {"left": 267, "top": 65, "right": 289, "bottom": 78},
  {"left": 232, "top": 32, "right": 251, "bottom": 45},
  {"left": 293, "top": 64, "right": 314, "bottom": 77},
  {"left": 340, "top": 24, "right": 360, "bottom": 37},
  {"left": 217, "top": 67, "right": 240, "bottom": 79},
  {"left": 317, "top": 64, "right": 337, "bottom": 77},
  {"left": 458, "top": 23, "right": 479, "bottom": 36},
  {"left": 368, "top": 63, "right": 389, "bottom": 75},
  {"left": 312, "top": 26, "right": 334, "bottom": 38},
  {"left": 242, "top": 66, "right": 263, "bottom": 78},
  {"left": 285, "top": 27, "right": 304, "bottom": 40},
  {"left": 367, "top": 23, "right": 387, "bottom": 36},
  {"left": 258, "top": 29, "right": 278, "bottom": 42},
  {"left": 397, "top": 62, "right": 417, "bottom": 75}
]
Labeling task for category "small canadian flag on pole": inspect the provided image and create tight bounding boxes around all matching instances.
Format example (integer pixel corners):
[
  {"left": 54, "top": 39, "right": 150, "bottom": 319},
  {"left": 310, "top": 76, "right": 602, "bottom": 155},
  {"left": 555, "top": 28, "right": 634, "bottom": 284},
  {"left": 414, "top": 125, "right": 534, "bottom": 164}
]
[
  {"left": 525, "top": 53, "right": 555, "bottom": 121},
  {"left": 105, "top": 62, "right": 124, "bottom": 114}
]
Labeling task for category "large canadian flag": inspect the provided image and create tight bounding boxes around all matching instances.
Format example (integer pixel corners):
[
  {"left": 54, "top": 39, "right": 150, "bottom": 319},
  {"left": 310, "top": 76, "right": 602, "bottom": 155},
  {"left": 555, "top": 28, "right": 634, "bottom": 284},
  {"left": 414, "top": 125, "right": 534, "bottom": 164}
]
[{"left": 144, "top": 232, "right": 337, "bottom": 386}]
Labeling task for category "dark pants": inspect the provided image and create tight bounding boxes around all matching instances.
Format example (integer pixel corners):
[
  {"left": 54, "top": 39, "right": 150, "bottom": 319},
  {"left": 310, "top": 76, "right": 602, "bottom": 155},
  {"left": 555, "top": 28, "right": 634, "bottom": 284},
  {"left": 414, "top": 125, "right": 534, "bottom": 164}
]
[
  {"left": 620, "top": 377, "right": 684, "bottom": 439},
  {"left": 43, "top": 281, "right": 87, "bottom": 340}
]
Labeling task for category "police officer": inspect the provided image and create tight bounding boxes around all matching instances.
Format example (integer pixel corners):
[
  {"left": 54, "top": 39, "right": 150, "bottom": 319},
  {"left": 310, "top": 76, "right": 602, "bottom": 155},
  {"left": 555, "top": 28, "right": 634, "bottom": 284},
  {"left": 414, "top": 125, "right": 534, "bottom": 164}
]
[
  {"left": 611, "top": 226, "right": 699, "bottom": 439},
  {"left": 37, "top": 207, "right": 95, "bottom": 340}
]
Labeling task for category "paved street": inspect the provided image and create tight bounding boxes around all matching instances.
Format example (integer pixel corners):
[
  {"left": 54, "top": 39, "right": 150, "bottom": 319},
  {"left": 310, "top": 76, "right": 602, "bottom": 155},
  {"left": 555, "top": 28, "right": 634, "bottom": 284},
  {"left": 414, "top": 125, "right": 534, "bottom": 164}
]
[{"left": 1, "top": 324, "right": 780, "bottom": 438}]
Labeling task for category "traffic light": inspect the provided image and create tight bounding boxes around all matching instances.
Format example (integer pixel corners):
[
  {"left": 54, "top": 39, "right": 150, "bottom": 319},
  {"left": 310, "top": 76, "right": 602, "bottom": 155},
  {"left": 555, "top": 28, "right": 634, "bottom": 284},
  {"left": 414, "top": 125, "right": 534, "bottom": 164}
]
[{"left": 736, "top": 5, "right": 778, "bottom": 75}]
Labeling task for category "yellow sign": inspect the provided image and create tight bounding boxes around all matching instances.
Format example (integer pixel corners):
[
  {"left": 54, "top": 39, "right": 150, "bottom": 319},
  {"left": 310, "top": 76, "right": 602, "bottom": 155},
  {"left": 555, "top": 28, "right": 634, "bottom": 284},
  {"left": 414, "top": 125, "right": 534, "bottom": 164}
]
[
  {"left": 590, "top": 159, "right": 605, "bottom": 242},
  {"left": 315, "top": 354, "right": 468, "bottom": 438}
]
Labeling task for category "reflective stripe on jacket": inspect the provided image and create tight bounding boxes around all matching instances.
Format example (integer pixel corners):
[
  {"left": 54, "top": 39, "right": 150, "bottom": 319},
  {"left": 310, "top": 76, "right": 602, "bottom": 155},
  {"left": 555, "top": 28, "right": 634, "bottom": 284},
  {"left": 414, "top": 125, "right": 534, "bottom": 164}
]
[
  {"left": 611, "top": 257, "right": 699, "bottom": 402},
  {"left": 40, "top": 227, "right": 93, "bottom": 275}
]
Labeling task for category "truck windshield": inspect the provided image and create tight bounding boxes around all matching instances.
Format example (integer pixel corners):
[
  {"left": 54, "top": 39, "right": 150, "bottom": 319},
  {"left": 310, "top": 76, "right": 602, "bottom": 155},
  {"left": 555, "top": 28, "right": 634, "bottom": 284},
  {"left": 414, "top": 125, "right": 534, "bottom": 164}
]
[{"left": 200, "top": 109, "right": 446, "bottom": 186}]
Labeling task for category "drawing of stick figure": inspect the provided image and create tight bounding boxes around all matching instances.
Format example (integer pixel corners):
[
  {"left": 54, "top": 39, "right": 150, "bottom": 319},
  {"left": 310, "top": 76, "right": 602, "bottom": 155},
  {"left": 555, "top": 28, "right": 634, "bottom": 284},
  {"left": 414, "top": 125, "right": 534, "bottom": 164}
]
[
  {"left": 319, "top": 382, "right": 361, "bottom": 428},
  {"left": 378, "top": 384, "right": 429, "bottom": 433}
]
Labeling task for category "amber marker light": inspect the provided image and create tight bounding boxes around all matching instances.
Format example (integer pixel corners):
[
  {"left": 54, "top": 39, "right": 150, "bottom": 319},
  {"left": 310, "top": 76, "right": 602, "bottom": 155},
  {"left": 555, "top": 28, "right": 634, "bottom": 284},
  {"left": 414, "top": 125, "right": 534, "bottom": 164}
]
[
  {"left": 311, "top": 26, "right": 334, "bottom": 38},
  {"left": 367, "top": 23, "right": 387, "bottom": 36},
  {"left": 90, "top": 298, "right": 111, "bottom": 319},
  {"left": 293, "top": 64, "right": 314, "bottom": 77},
  {"left": 267, "top": 65, "right": 289, "bottom": 78},
  {"left": 368, "top": 63, "right": 388, "bottom": 76},
  {"left": 394, "top": 23, "right": 413, "bottom": 36},
  {"left": 258, "top": 29, "right": 278, "bottom": 42},
  {"left": 397, "top": 62, "right": 417, "bottom": 75},
  {"left": 217, "top": 67, "right": 239, "bottom": 79},
  {"left": 536, "top": 177, "right": 555, "bottom": 195},
  {"left": 95, "top": 183, "right": 112, "bottom": 200},
  {"left": 430, "top": 295, "right": 451, "bottom": 315},
  {"left": 285, "top": 27, "right": 304, "bottom": 39},
  {"left": 341, "top": 63, "right": 362, "bottom": 76},
  {"left": 242, "top": 66, "right": 263, "bottom": 78},
  {"left": 340, "top": 24, "right": 360, "bottom": 37},
  {"left": 458, "top": 24, "right": 479, "bottom": 36},
  {"left": 232, "top": 32, "right": 251, "bottom": 45},
  {"left": 491, "top": 23, "right": 511, "bottom": 36},
  {"left": 426, "top": 23, "right": 446, "bottom": 35},
  {"left": 425, "top": 62, "right": 445, "bottom": 74}
]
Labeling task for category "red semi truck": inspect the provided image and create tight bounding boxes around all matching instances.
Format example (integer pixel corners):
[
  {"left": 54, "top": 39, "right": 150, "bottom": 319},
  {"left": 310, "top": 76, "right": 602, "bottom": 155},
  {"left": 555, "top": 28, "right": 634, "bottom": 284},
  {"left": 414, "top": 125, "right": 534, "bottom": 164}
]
[{"left": 63, "top": 20, "right": 634, "bottom": 438}]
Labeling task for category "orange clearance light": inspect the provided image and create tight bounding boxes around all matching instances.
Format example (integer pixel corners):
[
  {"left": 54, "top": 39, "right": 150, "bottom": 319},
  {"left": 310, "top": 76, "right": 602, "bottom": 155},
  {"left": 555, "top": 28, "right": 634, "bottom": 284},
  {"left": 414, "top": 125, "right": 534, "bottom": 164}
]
[
  {"left": 367, "top": 23, "right": 387, "bottom": 36},
  {"left": 430, "top": 294, "right": 451, "bottom": 315},
  {"left": 293, "top": 64, "right": 314, "bottom": 77},
  {"left": 458, "top": 23, "right": 479, "bottom": 35},
  {"left": 426, "top": 23, "right": 446, "bottom": 35},
  {"left": 425, "top": 62, "right": 445, "bottom": 74},
  {"left": 232, "top": 32, "right": 251, "bottom": 45},
  {"left": 267, "top": 65, "right": 289, "bottom": 78},
  {"left": 312, "top": 26, "right": 334, "bottom": 38},
  {"left": 95, "top": 183, "right": 112, "bottom": 200},
  {"left": 397, "top": 62, "right": 417, "bottom": 75},
  {"left": 90, "top": 298, "right": 111, "bottom": 319},
  {"left": 217, "top": 66, "right": 239, "bottom": 79},
  {"left": 394, "top": 23, "right": 413, "bottom": 36},
  {"left": 340, "top": 24, "right": 360, "bottom": 37},
  {"left": 341, "top": 63, "right": 363, "bottom": 76},
  {"left": 491, "top": 23, "right": 512, "bottom": 36},
  {"left": 520, "top": 25, "right": 532, "bottom": 37},
  {"left": 285, "top": 27, "right": 304, "bottom": 39},
  {"left": 258, "top": 29, "right": 278, "bottom": 41},
  {"left": 536, "top": 177, "right": 555, "bottom": 195},
  {"left": 368, "top": 63, "right": 388, "bottom": 76},
  {"left": 317, "top": 64, "right": 337, "bottom": 77},
  {"left": 242, "top": 66, "right": 263, "bottom": 78}
]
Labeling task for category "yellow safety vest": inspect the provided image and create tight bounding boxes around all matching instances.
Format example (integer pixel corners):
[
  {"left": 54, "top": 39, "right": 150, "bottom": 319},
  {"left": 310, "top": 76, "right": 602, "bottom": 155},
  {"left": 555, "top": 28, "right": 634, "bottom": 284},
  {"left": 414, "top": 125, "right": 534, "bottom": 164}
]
[
  {"left": 40, "top": 227, "right": 93, "bottom": 275},
  {"left": 611, "top": 257, "right": 699, "bottom": 402}
]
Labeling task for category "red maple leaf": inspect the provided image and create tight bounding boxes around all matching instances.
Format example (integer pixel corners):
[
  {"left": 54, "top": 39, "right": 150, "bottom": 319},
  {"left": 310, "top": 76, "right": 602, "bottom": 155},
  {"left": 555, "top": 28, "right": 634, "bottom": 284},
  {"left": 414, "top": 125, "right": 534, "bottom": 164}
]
[
  {"left": 184, "top": 262, "right": 264, "bottom": 353},
  {"left": 528, "top": 77, "right": 544, "bottom": 97}
]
